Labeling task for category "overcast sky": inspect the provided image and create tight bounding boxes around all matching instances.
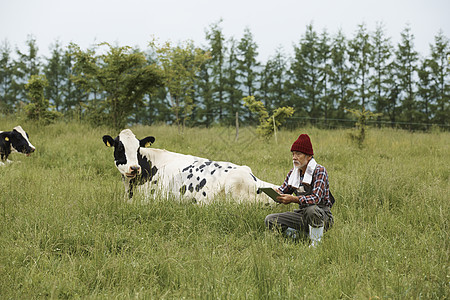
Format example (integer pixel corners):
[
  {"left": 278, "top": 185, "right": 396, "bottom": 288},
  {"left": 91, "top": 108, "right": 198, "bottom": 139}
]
[{"left": 1, "top": 0, "right": 449, "bottom": 61}]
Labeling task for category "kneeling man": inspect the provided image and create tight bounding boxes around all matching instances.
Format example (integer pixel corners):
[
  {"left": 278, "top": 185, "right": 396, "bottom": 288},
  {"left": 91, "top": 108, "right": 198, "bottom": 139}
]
[{"left": 265, "top": 134, "right": 334, "bottom": 247}]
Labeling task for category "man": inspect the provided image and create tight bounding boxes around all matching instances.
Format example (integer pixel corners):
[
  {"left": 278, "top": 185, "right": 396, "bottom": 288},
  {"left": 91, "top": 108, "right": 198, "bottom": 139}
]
[{"left": 265, "top": 134, "right": 334, "bottom": 247}]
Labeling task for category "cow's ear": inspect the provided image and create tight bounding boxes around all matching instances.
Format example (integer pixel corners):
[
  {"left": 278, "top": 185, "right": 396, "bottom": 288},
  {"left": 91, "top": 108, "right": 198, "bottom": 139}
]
[
  {"left": 140, "top": 136, "right": 155, "bottom": 148},
  {"left": 102, "top": 135, "right": 115, "bottom": 148}
]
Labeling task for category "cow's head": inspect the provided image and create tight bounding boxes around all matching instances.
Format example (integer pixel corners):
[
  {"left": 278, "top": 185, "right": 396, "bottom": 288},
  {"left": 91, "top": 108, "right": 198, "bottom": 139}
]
[
  {"left": 3, "top": 126, "right": 36, "bottom": 156},
  {"left": 102, "top": 129, "right": 155, "bottom": 179}
]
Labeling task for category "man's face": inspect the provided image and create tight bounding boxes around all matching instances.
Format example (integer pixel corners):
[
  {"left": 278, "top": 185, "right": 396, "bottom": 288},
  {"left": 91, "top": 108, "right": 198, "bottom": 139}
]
[{"left": 292, "top": 151, "right": 311, "bottom": 169}]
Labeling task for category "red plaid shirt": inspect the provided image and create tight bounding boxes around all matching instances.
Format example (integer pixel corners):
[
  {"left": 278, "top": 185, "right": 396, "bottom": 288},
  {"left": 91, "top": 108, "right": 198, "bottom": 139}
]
[{"left": 278, "top": 163, "right": 333, "bottom": 207}]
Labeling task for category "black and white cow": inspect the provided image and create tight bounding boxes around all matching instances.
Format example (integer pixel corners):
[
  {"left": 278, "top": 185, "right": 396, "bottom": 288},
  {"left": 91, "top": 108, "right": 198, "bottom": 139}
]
[
  {"left": 0, "top": 126, "right": 35, "bottom": 166},
  {"left": 103, "top": 129, "right": 277, "bottom": 204}
]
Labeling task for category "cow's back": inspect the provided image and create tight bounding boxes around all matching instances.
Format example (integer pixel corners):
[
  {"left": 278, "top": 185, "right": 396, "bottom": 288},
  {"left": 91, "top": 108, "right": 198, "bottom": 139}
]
[{"left": 139, "top": 148, "right": 276, "bottom": 203}]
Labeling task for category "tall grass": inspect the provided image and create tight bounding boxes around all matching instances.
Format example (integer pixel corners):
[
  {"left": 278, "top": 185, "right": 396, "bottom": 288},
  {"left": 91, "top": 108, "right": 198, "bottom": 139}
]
[{"left": 0, "top": 119, "right": 448, "bottom": 299}]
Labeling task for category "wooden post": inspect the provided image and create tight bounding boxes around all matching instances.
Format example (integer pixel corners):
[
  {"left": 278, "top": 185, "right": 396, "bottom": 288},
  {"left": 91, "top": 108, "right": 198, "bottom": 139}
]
[
  {"left": 235, "top": 111, "right": 239, "bottom": 142},
  {"left": 273, "top": 115, "right": 277, "bottom": 143}
]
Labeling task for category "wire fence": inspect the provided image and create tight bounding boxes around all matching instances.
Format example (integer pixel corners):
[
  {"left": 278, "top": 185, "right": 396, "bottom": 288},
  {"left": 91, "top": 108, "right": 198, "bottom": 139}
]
[{"left": 283, "top": 116, "right": 449, "bottom": 130}]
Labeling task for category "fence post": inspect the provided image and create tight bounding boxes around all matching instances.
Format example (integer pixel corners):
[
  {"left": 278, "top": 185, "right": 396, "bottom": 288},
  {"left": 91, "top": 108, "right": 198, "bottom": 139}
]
[
  {"left": 235, "top": 111, "right": 239, "bottom": 142},
  {"left": 273, "top": 115, "right": 277, "bottom": 143}
]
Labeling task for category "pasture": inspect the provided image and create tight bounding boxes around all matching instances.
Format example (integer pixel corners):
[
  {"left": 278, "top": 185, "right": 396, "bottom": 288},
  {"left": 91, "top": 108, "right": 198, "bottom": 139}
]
[{"left": 0, "top": 119, "right": 448, "bottom": 299}]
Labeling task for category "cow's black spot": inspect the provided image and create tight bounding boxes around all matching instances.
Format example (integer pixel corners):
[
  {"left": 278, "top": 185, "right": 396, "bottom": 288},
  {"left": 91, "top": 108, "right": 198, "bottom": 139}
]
[
  {"left": 180, "top": 185, "right": 187, "bottom": 195},
  {"left": 153, "top": 180, "right": 157, "bottom": 184},
  {"left": 188, "top": 183, "right": 194, "bottom": 192},
  {"left": 187, "top": 174, "right": 193, "bottom": 179},
  {"left": 227, "top": 166, "right": 232, "bottom": 168},
  {"left": 250, "top": 173, "right": 257, "bottom": 182},
  {"left": 135, "top": 152, "right": 157, "bottom": 183},
  {"left": 128, "top": 152, "right": 158, "bottom": 198},
  {"left": 205, "top": 161, "right": 212, "bottom": 166},
  {"left": 224, "top": 170, "right": 228, "bottom": 172},
  {"left": 194, "top": 178, "right": 206, "bottom": 192},
  {"left": 151, "top": 166, "right": 158, "bottom": 177},
  {"left": 114, "top": 140, "right": 127, "bottom": 166},
  {"left": 197, "top": 176, "right": 200, "bottom": 181},
  {"left": 202, "top": 192, "right": 207, "bottom": 197},
  {"left": 195, "top": 168, "right": 199, "bottom": 172},
  {"left": 214, "top": 163, "right": 220, "bottom": 167},
  {"left": 199, "top": 178, "right": 207, "bottom": 188},
  {"left": 189, "top": 169, "right": 193, "bottom": 173},
  {"left": 182, "top": 165, "right": 194, "bottom": 172},
  {"left": 199, "top": 164, "right": 205, "bottom": 169},
  {"left": 210, "top": 170, "right": 216, "bottom": 175}
]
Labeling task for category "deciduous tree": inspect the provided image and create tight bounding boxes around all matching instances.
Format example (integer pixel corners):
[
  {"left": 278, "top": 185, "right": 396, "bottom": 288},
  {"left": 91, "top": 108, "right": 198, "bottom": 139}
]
[
  {"left": 151, "top": 40, "right": 210, "bottom": 130},
  {"left": 69, "top": 43, "right": 163, "bottom": 129}
]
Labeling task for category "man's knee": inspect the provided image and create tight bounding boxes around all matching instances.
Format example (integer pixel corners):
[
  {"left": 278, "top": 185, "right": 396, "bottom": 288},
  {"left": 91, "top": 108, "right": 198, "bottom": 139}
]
[
  {"left": 265, "top": 213, "right": 278, "bottom": 228},
  {"left": 305, "top": 205, "right": 325, "bottom": 228}
]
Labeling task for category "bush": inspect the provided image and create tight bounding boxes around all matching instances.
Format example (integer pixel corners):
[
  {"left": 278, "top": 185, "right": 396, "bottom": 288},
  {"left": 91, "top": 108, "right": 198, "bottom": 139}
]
[{"left": 24, "top": 75, "right": 62, "bottom": 125}]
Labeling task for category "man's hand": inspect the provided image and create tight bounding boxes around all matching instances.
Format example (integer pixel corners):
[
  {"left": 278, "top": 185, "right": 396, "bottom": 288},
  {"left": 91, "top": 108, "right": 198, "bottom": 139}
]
[{"left": 276, "top": 194, "right": 300, "bottom": 204}]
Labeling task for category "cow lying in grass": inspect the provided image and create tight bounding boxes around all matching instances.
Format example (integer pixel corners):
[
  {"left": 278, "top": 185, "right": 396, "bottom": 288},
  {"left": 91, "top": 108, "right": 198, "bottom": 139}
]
[
  {"left": 102, "top": 129, "right": 277, "bottom": 204},
  {"left": 0, "top": 126, "right": 35, "bottom": 166}
]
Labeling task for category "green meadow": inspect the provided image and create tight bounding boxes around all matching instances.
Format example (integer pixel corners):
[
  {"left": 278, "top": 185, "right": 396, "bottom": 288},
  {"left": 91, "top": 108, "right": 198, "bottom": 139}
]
[{"left": 0, "top": 119, "right": 448, "bottom": 299}]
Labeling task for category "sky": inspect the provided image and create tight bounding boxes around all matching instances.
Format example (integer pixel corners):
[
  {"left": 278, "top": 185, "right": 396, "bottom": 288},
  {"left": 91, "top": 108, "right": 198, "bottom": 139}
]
[{"left": 1, "top": 0, "right": 449, "bottom": 62}]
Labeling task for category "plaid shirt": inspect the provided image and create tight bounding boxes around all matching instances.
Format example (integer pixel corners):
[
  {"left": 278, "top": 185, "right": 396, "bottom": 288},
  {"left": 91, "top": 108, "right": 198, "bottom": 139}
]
[{"left": 278, "top": 163, "right": 333, "bottom": 208}]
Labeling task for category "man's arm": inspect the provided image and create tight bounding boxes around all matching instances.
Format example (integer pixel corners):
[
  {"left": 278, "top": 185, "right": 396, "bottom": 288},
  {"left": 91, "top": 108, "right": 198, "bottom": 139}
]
[
  {"left": 298, "top": 166, "right": 328, "bottom": 206},
  {"left": 277, "top": 166, "right": 328, "bottom": 206},
  {"left": 277, "top": 168, "right": 295, "bottom": 194}
]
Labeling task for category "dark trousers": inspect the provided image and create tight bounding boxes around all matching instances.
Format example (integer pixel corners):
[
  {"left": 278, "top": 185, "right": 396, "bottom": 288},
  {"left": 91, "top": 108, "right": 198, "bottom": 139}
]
[{"left": 265, "top": 205, "right": 334, "bottom": 234}]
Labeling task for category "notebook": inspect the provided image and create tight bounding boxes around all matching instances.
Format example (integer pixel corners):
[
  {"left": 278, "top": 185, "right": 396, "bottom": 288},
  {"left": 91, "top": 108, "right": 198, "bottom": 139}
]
[{"left": 259, "top": 187, "right": 281, "bottom": 203}]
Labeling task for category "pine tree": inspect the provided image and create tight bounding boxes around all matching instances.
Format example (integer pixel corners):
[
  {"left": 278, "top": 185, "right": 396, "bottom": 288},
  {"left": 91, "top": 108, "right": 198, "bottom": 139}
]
[
  {"left": 64, "top": 47, "right": 89, "bottom": 118},
  {"left": 14, "top": 35, "right": 41, "bottom": 104},
  {"left": 348, "top": 24, "right": 372, "bottom": 109},
  {"left": 417, "top": 59, "right": 433, "bottom": 128},
  {"left": 223, "top": 37, "right": 242, "bottom": 125},
  {"left": 329, "top": 30, "right": 353, "bottom": 120},
  {"left": 237, "top": 28, "right": 260, "bottom": 100},
  {"left": 0, "top": 40, "right": 16, "bottom": 113},
  {"left": 195, "top": 57, "right": 215, "bottom": 127},
  {"left": 259, "top": 47, "right": 288, "bottom": 111},
  {"left": 44, "top": 41, "right": 67, "bottom": 112},
  {"left": 394, "top": 25, "right": 419, "bottom": 128},
  {"left": 290, "top": 24, "right": 321, "bottom": 119},
  {"left": 426, "top": 30, "right": 450, "bottom": 126},
  {"left": 369, "top": 23, "right": 394, "bottom": 126},
  {"left": 205, "top": 20, "right": 227, "bottom": 123},
  {"left": 317, "top": 29, "right": 334, "bottom": 123}
]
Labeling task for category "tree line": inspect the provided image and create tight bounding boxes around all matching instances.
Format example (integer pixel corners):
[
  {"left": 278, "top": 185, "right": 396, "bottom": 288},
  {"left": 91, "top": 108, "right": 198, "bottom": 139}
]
[{"left": 0, "top": 21, "right": 449, "bottom": 130}]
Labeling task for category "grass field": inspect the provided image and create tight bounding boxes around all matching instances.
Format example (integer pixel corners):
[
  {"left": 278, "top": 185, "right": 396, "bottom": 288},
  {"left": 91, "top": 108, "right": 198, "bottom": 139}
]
[{"left": 0, "top": 119, "right": 449, "bottom": 299}]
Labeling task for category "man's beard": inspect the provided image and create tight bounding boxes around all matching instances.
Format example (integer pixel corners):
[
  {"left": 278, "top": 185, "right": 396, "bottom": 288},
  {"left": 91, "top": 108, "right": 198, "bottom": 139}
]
[{"left": 293, "top": 160, "right": 307, "bottom": 169}]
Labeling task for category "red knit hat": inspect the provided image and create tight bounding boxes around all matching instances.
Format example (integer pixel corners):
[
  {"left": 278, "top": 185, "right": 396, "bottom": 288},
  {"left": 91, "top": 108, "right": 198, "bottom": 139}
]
[{"left": 291, "top": 134, "right": 314, "bottom": 155}]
